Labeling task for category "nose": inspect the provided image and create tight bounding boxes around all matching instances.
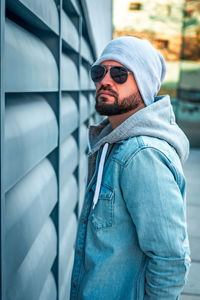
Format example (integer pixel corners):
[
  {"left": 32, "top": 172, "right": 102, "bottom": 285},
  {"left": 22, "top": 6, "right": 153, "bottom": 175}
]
[{"left": 100, "top": 69, "right": 114, "bottom": 85}]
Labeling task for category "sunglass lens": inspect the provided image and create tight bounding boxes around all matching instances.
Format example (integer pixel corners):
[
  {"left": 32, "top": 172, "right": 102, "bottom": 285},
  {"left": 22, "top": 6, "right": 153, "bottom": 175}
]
[
  {"left": 110, "top": 66, "right": 128, "bottom": 84},
  {"left": 91, "top": 65, "right": 105, "bottom": 82}
]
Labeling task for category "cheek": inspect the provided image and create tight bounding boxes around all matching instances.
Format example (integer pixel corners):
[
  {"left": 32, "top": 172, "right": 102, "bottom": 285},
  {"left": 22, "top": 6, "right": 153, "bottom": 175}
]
[
  {"left": 121, "top": 81, "right": 138, "bottom": 95},
  {"left": 118, "top": 86, "right": 132, "bottom": 97}
]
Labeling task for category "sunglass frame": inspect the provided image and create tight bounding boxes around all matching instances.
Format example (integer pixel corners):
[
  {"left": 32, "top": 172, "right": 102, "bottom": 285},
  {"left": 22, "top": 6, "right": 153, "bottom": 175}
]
[{"left": 90, "top": 65, "right": 132, "bottom": 84}]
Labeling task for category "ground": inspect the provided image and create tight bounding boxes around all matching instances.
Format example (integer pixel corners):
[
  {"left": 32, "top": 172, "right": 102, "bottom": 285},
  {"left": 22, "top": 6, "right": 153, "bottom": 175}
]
[{"left": 180, "top": 149, "right": 200, "bottom": 299}]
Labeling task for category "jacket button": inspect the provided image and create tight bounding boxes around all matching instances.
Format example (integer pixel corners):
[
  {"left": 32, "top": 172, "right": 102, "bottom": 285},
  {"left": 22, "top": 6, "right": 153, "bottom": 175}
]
[
  {"left": 77, "top": 250, "right": 81, "bottom": 255},
  {"left": 73, "top": 283, "right": 77, "bottom": 288},
  {"left": 81, "top": 219, "right": 86, "bottom": 224}
]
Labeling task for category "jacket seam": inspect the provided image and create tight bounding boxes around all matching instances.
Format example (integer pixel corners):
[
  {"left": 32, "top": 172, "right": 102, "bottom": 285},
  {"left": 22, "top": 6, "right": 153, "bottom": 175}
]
[
  {"left": 120, "top": 146, "right": 180, "bottom": 185},
  {"left": 111, "top": 136, "right": 144, "bottom": 166}
]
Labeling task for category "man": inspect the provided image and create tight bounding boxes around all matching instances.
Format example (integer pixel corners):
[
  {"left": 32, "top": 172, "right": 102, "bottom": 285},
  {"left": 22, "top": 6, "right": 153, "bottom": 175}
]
[{"left": 70, "top": 36, "right": 191, "bottom": 299}]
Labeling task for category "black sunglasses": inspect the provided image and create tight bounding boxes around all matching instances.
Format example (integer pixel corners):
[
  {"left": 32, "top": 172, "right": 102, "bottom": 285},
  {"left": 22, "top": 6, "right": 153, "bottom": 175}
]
[{"left": 90, "top": 65, "right": 132, "bottom": 84}]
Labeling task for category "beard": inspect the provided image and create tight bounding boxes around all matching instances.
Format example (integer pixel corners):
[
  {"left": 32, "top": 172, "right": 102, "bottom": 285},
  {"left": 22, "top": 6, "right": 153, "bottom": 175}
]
[{"left": 95, "top": 87, "right": 143, "bottom": 116}]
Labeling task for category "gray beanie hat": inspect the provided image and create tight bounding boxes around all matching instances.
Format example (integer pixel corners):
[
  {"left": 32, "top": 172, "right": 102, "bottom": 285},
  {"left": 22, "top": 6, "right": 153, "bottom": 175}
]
[{"left": 93, "top": 36, "right": 166, "bottom": 106}]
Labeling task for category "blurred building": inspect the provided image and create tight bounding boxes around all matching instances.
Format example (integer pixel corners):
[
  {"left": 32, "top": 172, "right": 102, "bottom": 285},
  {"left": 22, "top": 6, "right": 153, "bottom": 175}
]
[
  {"left": 182, "top": 0, "right": 200, "bottom": 60},
  {"left": 114, "top": 0, "right": 184, "bottom": 61},
  {"left": 114, "top": 0, "right": 200, "bottom": 62}
]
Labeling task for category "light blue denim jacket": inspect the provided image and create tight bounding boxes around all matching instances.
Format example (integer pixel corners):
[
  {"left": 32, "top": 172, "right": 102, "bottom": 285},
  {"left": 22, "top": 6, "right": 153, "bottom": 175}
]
[{"left": 70, "top": 95, "right": 191, "bottom": 300}]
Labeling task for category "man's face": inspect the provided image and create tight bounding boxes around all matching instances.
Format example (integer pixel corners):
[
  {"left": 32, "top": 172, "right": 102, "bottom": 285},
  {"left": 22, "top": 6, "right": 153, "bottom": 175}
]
[{"left": 95, "top": 60, "right": 144, "bottom": 116}]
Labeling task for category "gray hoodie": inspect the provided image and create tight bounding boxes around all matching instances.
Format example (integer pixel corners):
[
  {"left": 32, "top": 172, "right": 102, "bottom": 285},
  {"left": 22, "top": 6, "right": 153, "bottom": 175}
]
[{"left": 87, "top": 95, "right": 189, "bottom": 184}]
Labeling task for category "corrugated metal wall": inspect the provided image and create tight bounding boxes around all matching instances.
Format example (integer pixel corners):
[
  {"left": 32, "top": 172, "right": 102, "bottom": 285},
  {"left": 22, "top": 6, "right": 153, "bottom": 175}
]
[{"left": 0, "top": 0, "right": 112, "bottom": 299}]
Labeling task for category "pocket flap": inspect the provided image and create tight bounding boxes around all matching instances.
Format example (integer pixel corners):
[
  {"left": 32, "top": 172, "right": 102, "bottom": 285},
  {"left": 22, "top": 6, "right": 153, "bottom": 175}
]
[{"left": 91, "top": 183, "right": 113, "bottom": 200}]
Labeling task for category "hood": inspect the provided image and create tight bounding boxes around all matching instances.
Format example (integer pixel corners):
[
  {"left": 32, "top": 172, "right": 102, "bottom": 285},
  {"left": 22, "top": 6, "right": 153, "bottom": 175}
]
[{"left": 88, "top": 95, "right": 189, "bottom": 164}]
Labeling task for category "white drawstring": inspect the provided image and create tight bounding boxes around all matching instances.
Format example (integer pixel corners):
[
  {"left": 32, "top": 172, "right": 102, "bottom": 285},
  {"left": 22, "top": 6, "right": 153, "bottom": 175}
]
[{"left": 92, "top": 143, "right": 109, "bottom": 209}]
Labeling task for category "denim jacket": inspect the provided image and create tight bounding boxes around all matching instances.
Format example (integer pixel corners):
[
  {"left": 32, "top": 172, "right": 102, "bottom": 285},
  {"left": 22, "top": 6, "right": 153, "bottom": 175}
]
[{"left": 70, "top": 95, "right": 191, "bottom": 300}]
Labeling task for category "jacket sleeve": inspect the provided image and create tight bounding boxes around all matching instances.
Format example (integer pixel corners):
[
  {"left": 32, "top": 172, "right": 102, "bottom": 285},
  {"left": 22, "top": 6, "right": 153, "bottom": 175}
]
[{"left": 120, "top": 147, "right": 191, "bottom": 300}]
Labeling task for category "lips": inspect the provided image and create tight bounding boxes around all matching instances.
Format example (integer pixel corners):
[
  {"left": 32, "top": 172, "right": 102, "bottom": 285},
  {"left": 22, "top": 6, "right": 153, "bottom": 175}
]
[
  {"left": 97, "top": 86, "right": 118, "bottom": 99},
  {"left": 98, "top": 91, "right": 115, "bottom": 97}
]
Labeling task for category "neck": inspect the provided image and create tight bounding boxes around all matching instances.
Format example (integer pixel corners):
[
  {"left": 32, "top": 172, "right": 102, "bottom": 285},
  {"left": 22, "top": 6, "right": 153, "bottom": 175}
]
[{"left": 108, "top": 102, "right": 145, "bottom": 129}]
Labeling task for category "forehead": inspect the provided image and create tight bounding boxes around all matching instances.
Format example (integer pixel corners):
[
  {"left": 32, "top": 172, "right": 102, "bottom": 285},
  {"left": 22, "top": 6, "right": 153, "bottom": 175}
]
[{"left": 100, "top": 60, "right": 124, "bottom": 67}]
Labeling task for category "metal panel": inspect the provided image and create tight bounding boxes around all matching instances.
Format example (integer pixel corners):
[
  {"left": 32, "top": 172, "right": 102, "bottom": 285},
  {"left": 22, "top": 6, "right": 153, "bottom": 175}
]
[
  {"left": 60, "top": 215, "right": 77, "bottom": 300},
  {"left": 6, "top": 0, "right": 59, "bottom": 34},
  {"left": 6, "top": 218, "right": 57, "bottom": 300},
  {"left": 60, "top": 213, "right": 77, "bottom": 284},
  {"left": 5, "top": 94, "right": 58, "bottom": 192},
  {"left": 89, "top": 92, "right": 95, "bottom": 115},
  {"left": 60, "top": 135, "right": 78, "bottom": 187},
  {"left": 81, "top": 36, "right": 93, "bottom": 63},
  {"left": 62, "top": 54, "right": 79, "bottom": 90},
  {"left": 89, "top": 75, "right": 95, "bottom": 90},
  {"left": 80, "top": 93, "right": 89, "bottom": 123},
  {"left": 5, "top": 19, "right": 58, "bottom": 92},
  {"left": 84, "top": 0, "right": 113, "bottom": 56},
  {"left": 39, "top": 272, "right": 57, "bottom": 300},
  {"left": 1, "top": 1, "right": 112, "bottom": 299},
  {"left": 80, "top": 64, "right": 89, "bottom": 90},
  {"left": 89, "top": 115, "right": 95, "bottom": 126},
  {"left": 79, "top": 123, "right": 88, "bottom": 215},
  {"left": 60, "top": 175, "right": 78, "bottom": 238},
  {"left": 79, "top": 153, "right": 88, "bottom": 213},
  {"left": 62, "top": 9, "right": 79, "bottom": 52},
  {"left": 0, "top": 0, "right": 6, "bottom": 298},
  {"left": 71, "top": 0, "right": 81, "bottom": 14},
  {"left": 61, "top": 94, "right": 78, "bottom": 142},
  {"left": 60, "top": 250, "right": 75, "bottom": 300},
  {"left": 63, "top": 0, "right": 81, "bottom": 16},
  {"left": 80, "top": 124, "right": 88, "bottom": 154},
  {"left": 5, "top": 158, "right": 57, "bottom": 284}
]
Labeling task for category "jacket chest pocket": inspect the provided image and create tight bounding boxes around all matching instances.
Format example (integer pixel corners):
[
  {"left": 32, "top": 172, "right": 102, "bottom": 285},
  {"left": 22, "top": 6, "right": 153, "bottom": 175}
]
[{"left": 89, "top": 184, "right": 114, "bottom": 231}]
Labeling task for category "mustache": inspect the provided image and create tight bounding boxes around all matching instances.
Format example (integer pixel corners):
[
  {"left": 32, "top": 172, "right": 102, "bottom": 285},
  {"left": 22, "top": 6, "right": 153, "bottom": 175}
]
[{"left": 96, "top": 86, "right": 118, "bottom": 98}]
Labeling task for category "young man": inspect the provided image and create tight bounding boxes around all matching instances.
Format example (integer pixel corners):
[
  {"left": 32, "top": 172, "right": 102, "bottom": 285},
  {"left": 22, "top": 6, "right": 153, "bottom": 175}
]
[{"left": 70, "top": 36, "right": 191, "bottom": 299}]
